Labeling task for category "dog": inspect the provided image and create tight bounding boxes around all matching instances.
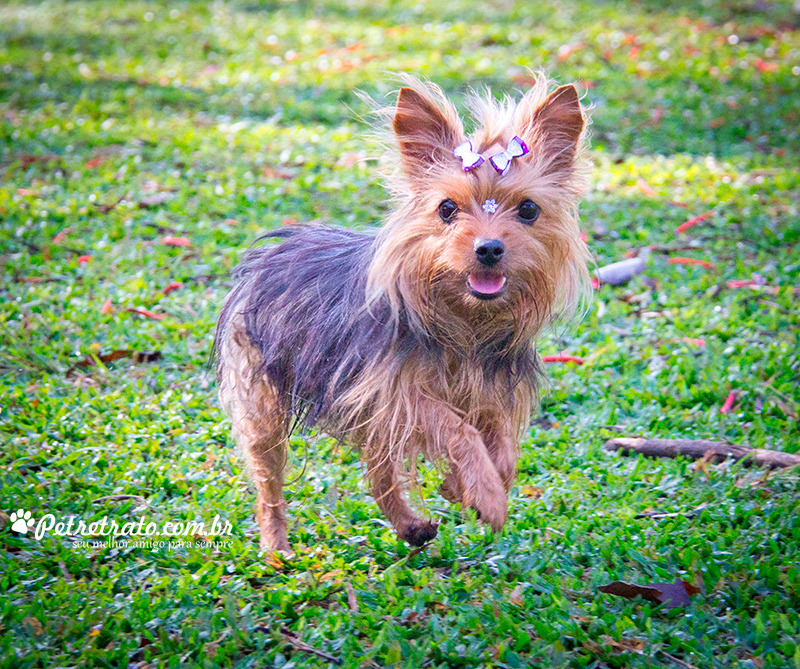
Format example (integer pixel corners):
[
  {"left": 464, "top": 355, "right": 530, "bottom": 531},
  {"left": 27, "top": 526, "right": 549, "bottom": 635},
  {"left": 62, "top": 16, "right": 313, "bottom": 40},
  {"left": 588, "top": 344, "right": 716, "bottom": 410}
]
[{"left": 215, "top": 74, "right": 590, "bottom": 555}]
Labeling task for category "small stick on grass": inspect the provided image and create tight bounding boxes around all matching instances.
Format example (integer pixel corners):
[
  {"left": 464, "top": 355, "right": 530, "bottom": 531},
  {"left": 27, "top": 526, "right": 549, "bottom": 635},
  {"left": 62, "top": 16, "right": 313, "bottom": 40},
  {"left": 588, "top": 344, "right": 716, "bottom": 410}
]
[
  {"left": 280, "top": 627, "right": 342, "bottom": 666},
  {"left": 92, "top": 494, "right": 151, "bottom": 507},
  {"left": 345, "top": 582, "right": 359, "bottom": 614},
  {"left": 660, "top": 650, "right": 701, "bottom": 669},
  {"left": 605, "top": 438, "right": 800, "bottom": 470}
]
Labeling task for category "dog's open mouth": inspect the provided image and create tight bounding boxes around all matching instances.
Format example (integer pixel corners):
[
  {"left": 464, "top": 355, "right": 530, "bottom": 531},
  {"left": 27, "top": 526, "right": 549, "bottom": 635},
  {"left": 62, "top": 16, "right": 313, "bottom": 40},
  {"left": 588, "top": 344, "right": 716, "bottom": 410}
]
[{"left": 467, "top": 272, "right": 507, "bottom": 300}]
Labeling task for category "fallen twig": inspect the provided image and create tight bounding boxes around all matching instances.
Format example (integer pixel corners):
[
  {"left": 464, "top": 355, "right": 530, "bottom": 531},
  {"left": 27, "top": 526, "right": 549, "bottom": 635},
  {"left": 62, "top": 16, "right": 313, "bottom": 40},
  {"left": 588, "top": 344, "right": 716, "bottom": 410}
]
[
  {"left": 606, "top": 438, "right": 800, "bottom": 470},
  {"left": 93, "top": 194, "right": 126, "bottom": 214},
  {"left": 635, "top": 505, "right": 706, "bottom": 520},
  {"left": 92, "top": 494, "right": 151, "bottom": 508},
  {"left": 142, "top": 221, "right": 186, "bottom": 235},
  {"left": 344, "top": 582, "right": 359, "bottom": 614},
  {"left": 660, "top": 650, "right": 701, "bottom": 669},
  {"left": 279, "top": 627, "right": 342, "bottom": 665}
]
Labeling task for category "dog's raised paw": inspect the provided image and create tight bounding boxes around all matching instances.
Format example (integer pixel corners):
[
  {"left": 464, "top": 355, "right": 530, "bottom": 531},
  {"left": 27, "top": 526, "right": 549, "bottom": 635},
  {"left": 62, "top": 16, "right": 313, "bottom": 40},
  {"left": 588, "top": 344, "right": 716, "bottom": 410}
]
[
  {"left": 467, "top": 491, "right": 508, "bottom": 533},
  {"left": 402, "top": 520, "right": 439, "bottom": 547}
]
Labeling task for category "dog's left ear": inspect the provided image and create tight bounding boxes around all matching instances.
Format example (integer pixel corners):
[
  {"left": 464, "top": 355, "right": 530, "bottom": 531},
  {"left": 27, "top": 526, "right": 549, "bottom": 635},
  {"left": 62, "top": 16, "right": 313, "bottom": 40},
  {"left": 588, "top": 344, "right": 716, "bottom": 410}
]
[
  {"left": 516, "top": 84, "right": 585, "bottom": 175},
  {"left": 393, "top": 86, "right": 462, "bottom": 178}
]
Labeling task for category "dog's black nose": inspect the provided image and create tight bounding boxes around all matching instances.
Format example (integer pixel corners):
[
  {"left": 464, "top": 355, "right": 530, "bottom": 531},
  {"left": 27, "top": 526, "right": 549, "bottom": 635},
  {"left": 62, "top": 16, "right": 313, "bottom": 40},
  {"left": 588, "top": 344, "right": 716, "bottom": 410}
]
[{"left": 474, "top": 238, "right": 505, "bottom": 267}]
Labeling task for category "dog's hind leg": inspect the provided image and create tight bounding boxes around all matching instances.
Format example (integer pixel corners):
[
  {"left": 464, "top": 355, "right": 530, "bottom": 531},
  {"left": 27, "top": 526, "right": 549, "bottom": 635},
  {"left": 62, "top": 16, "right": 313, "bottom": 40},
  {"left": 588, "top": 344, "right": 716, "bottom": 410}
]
[{"left": 219, "top": 326, "right": 293, "bottom": 556}]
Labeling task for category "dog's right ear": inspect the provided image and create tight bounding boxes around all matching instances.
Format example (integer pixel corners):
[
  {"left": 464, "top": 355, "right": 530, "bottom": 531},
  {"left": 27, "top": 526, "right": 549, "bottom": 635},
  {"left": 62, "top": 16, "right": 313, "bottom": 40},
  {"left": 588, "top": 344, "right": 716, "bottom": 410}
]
[
  {"left": 515, "top": 83, "right": 585, "bottom": 178},
  {"left": 393, "top": 86, "right": 462, "bottom": 177}
]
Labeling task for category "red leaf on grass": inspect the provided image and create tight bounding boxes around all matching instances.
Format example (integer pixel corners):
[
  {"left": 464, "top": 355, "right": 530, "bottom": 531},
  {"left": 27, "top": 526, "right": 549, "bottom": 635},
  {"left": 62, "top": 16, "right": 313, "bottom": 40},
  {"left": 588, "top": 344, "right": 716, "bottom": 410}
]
[
  {"left": 163, "top": 281, "right": 184, "bottom": 296},
  {"left": 599, "top": 579, "right": 699, "bottom": 610},
  {"left": 161, "top": 236, "right": 192, "bottom": 247},
  {"left": 100, "top": 299, "right": 114, "bottom": 314},
  {"left": 634, "top": 179, "right": 686, "bottom": 207},
  {"left": 720, "top": 391, "right": 737, "bottom": 414},
  {"left": 557, "top": 42, "right": 584, "bottom": 62},
  {"left": 636, "top": 179, "right": 656, "bottom": 197},
  {"left": 542, "top": 354, "right": 584, "bottom": 365},
  {"left": 85, "top": 157, "right": 106, "bottom": 169},
  {"left": 126, "top": 307, "right": 165, "bottom": 321},
  {"left": 683, "top": 337, "right": 706, "bottom": 347},
  {"left": 753, "top": 58, "right": 777, "bottom": 73},
  {"left": 676, "top": 211, "right": 714, "bottom": 234},
  {"left": 727, "top": 279, "right": 763, "bottom": 288},
  {"left": 668, "top": 257, "right": 715, "bottom": 269},
  {"left": 53, "top": 228, "right": 74, "bottom": 244},
  {"left": 77, "top": 254, "right": 92, "bottom": 264}
]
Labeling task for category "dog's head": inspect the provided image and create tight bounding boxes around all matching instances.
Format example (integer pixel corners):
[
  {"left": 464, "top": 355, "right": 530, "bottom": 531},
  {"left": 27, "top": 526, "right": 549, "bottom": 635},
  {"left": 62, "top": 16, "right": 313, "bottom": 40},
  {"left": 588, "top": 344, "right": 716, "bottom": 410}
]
[{"left": 368, "top": 74, "right": 591, "bottom": 348}]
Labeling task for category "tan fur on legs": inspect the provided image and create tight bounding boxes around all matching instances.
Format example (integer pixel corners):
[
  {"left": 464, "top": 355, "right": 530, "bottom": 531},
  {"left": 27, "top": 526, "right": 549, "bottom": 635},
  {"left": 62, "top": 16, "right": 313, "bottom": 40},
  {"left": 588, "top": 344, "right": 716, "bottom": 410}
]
[
  {"left": 484, "top": 432, "right": 518, "bottom": 494},
  {"left": 479, "top": 414, "right": 520, "bottom": 493},
  {"left": 439, "top": 422, "right": 517, "bottom": 501},
  {"left": 439, "top": 470, "right": 462, "bottom": 504},
  {"left": 369, "top": 455, "right": 438, "bottom": 546},
  {"left": 445, "top": 423, "right": 508, "bottom": 532},
  {"left": 218, "top": 321, "right": 292, "bottom": 556},
  {"left": 419, "top": 400, "right": 508, "bottom": 532}
]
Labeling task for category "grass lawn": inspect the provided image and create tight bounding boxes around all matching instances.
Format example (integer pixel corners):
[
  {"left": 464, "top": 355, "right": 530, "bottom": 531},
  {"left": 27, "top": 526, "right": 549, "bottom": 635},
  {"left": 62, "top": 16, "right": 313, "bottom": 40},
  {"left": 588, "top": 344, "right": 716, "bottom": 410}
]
[{"left": 1, "top": 0, "right": 799, "bottom": 666}]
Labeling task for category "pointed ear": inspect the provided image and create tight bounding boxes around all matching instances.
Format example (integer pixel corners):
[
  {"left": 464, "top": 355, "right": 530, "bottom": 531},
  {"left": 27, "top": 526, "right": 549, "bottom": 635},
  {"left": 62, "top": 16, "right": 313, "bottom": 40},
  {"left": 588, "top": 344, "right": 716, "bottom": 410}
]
[
  {"left": 517, "top": 84, "right": 585, "bottom": 174},
  {"left": 393, "top": 86, "right": 462, "bottom": 176}
]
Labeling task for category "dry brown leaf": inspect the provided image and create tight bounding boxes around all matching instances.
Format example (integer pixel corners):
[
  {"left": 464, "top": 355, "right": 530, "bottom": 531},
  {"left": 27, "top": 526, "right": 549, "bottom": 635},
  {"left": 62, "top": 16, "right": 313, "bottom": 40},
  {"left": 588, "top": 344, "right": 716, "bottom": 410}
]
[
  {"left": 24, "top": 617, "right": 43, "bottom": 635},
  {"left": 521, "top": 486, "right": 543, "bottom": 499},
  {"left": 69, "top": 349, "right": 162, "bottom": 374},
  {"left": 599, "top": 578, "right": 699, "bottom": 609}
]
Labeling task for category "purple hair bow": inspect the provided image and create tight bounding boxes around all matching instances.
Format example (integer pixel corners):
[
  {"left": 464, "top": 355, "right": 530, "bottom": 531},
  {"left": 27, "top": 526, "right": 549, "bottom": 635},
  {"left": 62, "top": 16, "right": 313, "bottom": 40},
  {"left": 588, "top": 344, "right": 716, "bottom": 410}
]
[
  {"left": 453, "top": 136, "right": 529, "bottom": 175},
  {"left": 489, "top": 136, "right": 529, "bottom": 175},
  {"left": 453, "top": 140, "right": 484, "bottom": 172}
]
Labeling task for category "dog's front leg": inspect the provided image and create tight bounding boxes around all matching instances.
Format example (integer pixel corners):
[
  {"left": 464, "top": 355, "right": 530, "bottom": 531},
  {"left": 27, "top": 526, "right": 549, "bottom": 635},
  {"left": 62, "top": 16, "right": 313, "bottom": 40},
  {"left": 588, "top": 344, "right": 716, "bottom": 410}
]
[
  {"left": 439, "top": 419, "right": 519, "bottom": 501},
  {"left": 426, "top": 407, "right": 508, "bottom": 532},
  {"left": 369, "top": 455, "right": 439, "bottom": 547},
  {"left": 482, "top": 421, "right": 519, "bottom": 493}
]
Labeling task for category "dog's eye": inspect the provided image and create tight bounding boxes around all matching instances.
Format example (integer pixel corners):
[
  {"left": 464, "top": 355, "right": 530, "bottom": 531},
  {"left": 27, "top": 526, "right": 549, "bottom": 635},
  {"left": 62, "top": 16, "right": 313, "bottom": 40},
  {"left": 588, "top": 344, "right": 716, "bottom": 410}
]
[
  {"left": 518, "top": 199, "right": 541, "bottom": 224},
  {"left": 438, "top": 199, "right": 459, "bottom": 223}
]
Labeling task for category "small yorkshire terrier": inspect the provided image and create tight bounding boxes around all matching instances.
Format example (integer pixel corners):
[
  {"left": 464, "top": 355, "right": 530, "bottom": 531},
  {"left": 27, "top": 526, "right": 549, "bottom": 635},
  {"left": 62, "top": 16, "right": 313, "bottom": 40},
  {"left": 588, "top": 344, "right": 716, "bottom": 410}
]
[{"left": 216, "top": 74, "right": 590, "bottom": 555}]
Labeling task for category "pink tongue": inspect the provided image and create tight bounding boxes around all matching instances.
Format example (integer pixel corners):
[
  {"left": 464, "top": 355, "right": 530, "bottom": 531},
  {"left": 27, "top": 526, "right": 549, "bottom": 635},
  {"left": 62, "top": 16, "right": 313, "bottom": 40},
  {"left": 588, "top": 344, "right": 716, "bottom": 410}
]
[{"left": 469, "top": 273, "right": 506, "bottom": 294}]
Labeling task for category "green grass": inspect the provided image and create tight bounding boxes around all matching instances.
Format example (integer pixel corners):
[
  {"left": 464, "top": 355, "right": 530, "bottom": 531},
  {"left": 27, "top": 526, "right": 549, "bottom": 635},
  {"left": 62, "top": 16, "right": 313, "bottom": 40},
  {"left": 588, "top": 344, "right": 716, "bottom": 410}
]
[{"left": 1, "top": 0, "right": 799, "bottom": 667}]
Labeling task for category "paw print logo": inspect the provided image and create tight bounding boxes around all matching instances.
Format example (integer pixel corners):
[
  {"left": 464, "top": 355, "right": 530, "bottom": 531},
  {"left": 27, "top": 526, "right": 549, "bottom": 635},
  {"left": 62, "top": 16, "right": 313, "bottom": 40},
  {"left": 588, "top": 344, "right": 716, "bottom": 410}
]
[{"left": 10, "top": 509, "right": 33, "bottom": 534}]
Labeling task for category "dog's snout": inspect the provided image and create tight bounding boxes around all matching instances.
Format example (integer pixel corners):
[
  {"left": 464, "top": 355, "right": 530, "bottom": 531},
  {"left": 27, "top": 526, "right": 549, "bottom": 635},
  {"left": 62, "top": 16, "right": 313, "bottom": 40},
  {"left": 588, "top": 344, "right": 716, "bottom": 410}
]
[{"left": 474, "top": 238, "right": 505, "bottom": 267}]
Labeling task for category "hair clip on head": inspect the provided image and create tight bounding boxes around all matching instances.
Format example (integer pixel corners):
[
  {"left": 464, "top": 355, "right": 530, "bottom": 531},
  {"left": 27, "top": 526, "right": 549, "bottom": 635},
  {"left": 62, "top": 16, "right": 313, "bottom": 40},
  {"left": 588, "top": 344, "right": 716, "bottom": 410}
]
[
  {"left": 489, "top": 136, "right": 529, "bottom": 175},
  {"left": 453, "top": 140, "right": 484, "bottom": 172}
]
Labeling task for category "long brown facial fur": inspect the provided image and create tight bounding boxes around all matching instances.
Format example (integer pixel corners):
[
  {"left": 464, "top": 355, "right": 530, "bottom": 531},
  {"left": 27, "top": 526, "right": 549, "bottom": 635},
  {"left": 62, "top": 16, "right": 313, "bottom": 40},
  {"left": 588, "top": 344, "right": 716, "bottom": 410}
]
[{"left": 215, "top": 74, "right": 591, "bottom": 556}]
